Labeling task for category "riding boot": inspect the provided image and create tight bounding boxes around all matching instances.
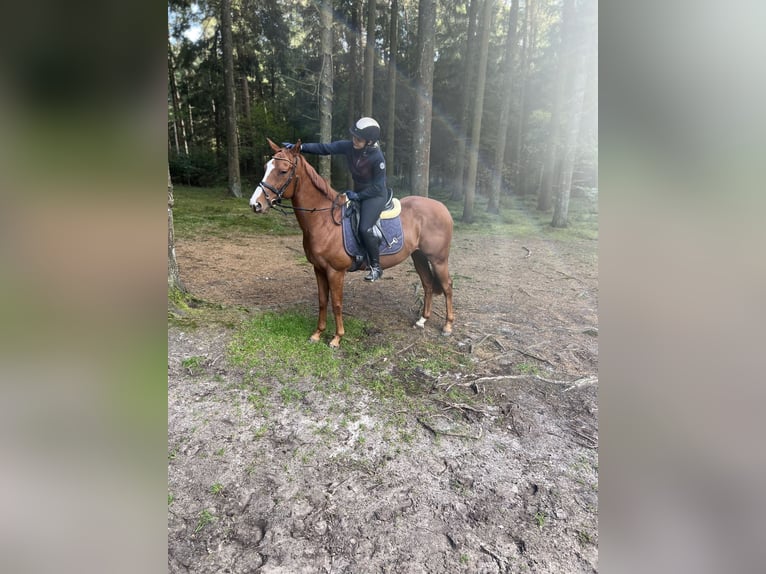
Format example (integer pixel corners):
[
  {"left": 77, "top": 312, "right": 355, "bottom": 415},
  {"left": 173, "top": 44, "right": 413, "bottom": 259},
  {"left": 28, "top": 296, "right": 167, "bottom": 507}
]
[
  {"left": 361, "top": 227, "right": 383, "bottom": 282},
  {"left": 348, "top": 254, "right": 365, "bottom": 272}
]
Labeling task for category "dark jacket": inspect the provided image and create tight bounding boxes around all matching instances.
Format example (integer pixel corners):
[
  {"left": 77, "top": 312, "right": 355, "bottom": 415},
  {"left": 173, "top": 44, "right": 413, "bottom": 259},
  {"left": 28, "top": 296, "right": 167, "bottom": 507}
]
[{"left": 301, "top": 141, "right": 387, "bottom": 201}]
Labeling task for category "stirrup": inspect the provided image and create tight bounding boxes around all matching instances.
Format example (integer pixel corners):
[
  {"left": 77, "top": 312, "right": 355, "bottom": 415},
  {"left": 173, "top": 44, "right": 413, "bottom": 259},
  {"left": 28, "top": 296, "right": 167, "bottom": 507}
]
[{"left": 364, "top": 266, "right": 382, "bottom": 282}]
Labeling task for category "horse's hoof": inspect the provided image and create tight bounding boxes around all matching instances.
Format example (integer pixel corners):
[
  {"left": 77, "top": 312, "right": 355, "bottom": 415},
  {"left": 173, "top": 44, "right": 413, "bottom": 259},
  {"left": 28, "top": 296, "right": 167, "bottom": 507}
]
[
  {"left": 442, "top": 326, "right": 453, "bottom": 337},
  {"left": 413, "top": 316, "right": 427, "bottom": 329},
  {"left": 309, "top": 332, "right": 322, "bottom": 344},
  {"left": 329, "top": 338, "right": 341, "bottom": 349}
]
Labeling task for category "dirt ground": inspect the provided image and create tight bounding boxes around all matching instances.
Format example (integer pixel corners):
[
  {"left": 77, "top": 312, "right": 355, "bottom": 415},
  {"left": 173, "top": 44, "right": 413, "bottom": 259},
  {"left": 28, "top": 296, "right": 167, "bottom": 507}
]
[{"left": 168, "top": 229, "right": 598, "bottom": 573}]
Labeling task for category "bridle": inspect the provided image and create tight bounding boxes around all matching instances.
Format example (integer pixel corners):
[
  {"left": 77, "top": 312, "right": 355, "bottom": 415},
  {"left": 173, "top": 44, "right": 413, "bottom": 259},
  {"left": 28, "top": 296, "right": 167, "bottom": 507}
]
[
  {"left": 258, "top": 152, "right": 344, "bottom": 224},
  {"left": 258, "top": 154, "right": 298, "bottom": 206}
]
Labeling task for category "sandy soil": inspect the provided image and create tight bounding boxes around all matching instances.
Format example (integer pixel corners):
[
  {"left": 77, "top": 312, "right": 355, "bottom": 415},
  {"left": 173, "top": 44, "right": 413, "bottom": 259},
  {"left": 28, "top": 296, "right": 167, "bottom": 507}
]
[{"left": 168, "top": 229, "right": 598, "bottom": 573}]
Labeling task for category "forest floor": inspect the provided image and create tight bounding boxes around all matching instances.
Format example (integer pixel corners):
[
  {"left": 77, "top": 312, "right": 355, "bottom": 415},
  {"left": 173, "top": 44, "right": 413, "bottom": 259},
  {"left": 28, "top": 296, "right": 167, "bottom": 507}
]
[{"left": 168, "top": 223, "right": 598, "bottom": 573}]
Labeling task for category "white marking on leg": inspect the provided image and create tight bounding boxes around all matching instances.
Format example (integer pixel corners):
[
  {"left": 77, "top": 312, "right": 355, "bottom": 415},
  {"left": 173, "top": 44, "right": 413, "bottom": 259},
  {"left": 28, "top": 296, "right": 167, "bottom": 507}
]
[{"left": 414, "top": 316, "right": 426, "bottom": 329}]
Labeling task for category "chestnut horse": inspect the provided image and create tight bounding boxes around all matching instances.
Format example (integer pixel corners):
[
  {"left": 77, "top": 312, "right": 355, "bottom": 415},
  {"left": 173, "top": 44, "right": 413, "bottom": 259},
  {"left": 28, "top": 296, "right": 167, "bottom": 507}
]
[{"left": 249, "top": 139, "right": 454, "bottom": 348}]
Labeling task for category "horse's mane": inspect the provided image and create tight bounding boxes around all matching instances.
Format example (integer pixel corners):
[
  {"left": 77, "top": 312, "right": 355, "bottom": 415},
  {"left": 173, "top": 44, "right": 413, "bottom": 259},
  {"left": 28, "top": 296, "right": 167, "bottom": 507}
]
[{"left": 298, "top": 154, "right": 337, "bottom": 199}]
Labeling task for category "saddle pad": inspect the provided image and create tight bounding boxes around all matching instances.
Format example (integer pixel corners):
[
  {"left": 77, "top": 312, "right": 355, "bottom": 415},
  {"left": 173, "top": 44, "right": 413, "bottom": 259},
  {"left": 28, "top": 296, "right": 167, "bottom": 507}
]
[
  {"left": 342, "top": 204, "right": 405, "bottom": 258},
  {"left": 380, "top": 197, "right": 401, "bottom": 219}
]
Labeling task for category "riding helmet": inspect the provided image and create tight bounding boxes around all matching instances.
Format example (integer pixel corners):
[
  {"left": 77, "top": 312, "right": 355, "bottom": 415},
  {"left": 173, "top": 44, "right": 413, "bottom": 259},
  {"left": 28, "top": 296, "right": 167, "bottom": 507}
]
[{"left": 349, "top": 117, "right": 381, "bottom": 143}]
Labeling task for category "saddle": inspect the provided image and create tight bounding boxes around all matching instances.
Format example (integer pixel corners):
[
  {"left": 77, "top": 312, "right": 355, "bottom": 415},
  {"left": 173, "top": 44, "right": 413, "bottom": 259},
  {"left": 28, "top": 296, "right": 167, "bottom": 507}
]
[{"left": 343, "top": 189, "right": 404, "bottom": 271}]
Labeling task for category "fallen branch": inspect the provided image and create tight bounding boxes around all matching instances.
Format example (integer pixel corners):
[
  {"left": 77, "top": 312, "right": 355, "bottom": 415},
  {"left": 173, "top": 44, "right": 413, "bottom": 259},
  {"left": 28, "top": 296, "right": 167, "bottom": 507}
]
[
  {"left": 522, "top": 246, "right": 531, "bottom": 258},
  {"left": 480, "top": 544, "right": 508, "bottom": 570},
  {"left": 570, "top": 427, "right": 598, "bottom": 448},
  {"left": 472, "top": 334, "right": 491, "bottom": 351},
  {"left": 434, "top": 398, "right": 490, "bottom": 416},
  {"left": 469, "top": 373, "right": 598, "bottom": 388},
  {"left": 396, "top": 342, "right": 416, "bottom": 355},
  {"left": 416, "top": 417, "right": 483, "bottom": 440},
  {"left": 564, "top": 375, "right": 598, "bottom": 392},
  {"left": 511, "top": 347, "right": 556, "bottom": 367}
]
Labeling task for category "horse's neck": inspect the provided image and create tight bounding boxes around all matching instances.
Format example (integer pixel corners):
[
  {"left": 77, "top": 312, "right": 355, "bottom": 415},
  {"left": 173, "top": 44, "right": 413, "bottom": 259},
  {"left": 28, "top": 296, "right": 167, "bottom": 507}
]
[{"left": 292, "top": 167, "right": 338, "bottom": 230}]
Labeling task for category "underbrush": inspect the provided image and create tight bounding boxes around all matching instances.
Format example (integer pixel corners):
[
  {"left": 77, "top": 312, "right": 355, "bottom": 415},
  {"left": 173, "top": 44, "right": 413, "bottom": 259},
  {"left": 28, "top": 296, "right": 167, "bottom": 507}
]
[
  {"left": 433, "top": 190, "right": 598, "bottom": 241},
  {"left": 172, "top": 184, "right": 597, "bottom": 242}
]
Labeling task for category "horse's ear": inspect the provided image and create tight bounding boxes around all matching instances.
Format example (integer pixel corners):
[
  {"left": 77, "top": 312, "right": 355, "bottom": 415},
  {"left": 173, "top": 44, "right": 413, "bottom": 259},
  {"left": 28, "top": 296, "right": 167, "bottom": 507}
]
[
  {"left": 294, "top": 139, "right": 302, "bottom": 154},
  {"left": 267, "top": 138, "right": 280, "bottom": 152}
]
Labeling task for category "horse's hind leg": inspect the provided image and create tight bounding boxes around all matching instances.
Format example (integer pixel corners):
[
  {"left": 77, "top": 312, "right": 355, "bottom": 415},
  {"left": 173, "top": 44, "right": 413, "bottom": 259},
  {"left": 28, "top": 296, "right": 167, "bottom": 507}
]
[
  {"left": 432, "top": 259, "right": 454, "bottom": 336},
  {"left": 411, "top": 251, "right": 435, "bottom": 330}
]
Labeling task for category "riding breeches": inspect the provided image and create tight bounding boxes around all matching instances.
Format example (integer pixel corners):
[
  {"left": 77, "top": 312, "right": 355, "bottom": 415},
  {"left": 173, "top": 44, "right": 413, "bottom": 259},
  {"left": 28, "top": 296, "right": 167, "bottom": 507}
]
[{"left": 357, "top": 195, "right": 387, "bottom": 265}]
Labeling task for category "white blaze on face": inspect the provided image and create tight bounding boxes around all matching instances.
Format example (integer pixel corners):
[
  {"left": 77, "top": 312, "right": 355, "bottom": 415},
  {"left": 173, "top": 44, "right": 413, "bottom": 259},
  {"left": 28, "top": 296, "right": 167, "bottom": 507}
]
[{"left": 249, "top": 159, "right": 276, "bottom": 208}]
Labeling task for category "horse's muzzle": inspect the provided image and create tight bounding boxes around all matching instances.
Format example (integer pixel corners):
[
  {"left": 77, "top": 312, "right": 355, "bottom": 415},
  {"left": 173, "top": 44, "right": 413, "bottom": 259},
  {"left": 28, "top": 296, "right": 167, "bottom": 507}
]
[{"left": 250, "top": 187, "right": 266, "bottom": 213}]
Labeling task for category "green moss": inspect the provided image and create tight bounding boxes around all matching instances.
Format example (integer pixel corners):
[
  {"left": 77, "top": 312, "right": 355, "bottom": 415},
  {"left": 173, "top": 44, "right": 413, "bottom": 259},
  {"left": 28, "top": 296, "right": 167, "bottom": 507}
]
[{"left": 173, "top": 185, "right": 301, "bottom": 239}]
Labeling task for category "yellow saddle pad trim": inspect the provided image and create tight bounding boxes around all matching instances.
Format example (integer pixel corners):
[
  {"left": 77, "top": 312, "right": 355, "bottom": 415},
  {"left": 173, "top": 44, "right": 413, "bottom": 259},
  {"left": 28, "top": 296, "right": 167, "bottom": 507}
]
[{"left": 380, "top": 197, "right": 401, "bottom": 219}]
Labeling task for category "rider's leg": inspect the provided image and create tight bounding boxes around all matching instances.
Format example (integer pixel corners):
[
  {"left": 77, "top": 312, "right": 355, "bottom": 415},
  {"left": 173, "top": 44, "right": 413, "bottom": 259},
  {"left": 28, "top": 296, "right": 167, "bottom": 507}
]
[
  {"left": 361, "top": 227, "right": 382, "bottom": 281},
  {"left": 357, "top": 196, "right": 386, "bottom": 282}
]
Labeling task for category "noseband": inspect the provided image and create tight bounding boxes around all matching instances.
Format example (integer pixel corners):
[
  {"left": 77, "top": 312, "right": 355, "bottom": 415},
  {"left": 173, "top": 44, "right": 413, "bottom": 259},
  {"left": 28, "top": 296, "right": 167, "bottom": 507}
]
[{"left": 259, "top": 155, "right": 298, "bottom": 205}]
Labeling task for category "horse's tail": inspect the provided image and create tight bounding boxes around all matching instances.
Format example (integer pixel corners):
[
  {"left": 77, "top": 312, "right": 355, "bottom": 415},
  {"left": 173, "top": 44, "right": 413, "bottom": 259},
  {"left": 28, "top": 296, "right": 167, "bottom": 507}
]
[{"left": 412, "top": 251, "right": 444, "bottom": 296}]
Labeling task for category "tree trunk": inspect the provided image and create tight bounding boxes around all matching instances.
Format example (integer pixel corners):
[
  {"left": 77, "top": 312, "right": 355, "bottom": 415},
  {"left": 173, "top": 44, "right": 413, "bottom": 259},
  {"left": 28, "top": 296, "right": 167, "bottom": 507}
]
[
  {"left": 221, "top": 0, "right": 241, "bottom": 197},
  {"left": 552, "top": 0, "right": 590, "bottom": 228},
  {"left": 451, "top": 0, "right": 479, "bottom": 201},
  {"left": 510, "top": 0, "right": 531, "bottom": 195},
  {"left": 318, "top": 0, "right": 334, "bottom": 180},
  {"left": 410, "top": 0, "right": 437, "bottom": 197},
  {"left": 462, "top": 0, "right": 493, "bottom": 223},
  {"left": 347, "top": 0, "right": 363, "bottom": 189},
  {"left": 168, "top": 167, "right": 185, "bottom": 293},
  {"left": 168, "top": 45, "right": 188, "bottom": 155},
  {"left": 363, "top": 0, "right": 376, "bottom": 116},
  {"left": 235, "top": 41, "right": 253, "bottom": 175},
  {"left": 348, "top": 0, "right": 362, "bottom": 126},
  {"left": 385, "top": 0, "right": 398, "bottom": 172},
  {"left": 488, "top": 0, "right": 518, "bottom": 213},
  {"left": 539, "top": 1, "right": 566, "bottom": 212},
  {"left": 240, "top": 74, "right": 251, "bottom": 122}
]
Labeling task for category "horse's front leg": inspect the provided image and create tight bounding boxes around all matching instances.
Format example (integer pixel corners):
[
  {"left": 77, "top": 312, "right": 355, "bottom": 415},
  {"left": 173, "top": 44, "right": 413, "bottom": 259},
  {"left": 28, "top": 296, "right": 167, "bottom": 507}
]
[
  {"left": 327, "top": 268, "right": 347, "bottom": 348},
  {"left": 310, "top": 266, "right": 330, "bottom": 343}
]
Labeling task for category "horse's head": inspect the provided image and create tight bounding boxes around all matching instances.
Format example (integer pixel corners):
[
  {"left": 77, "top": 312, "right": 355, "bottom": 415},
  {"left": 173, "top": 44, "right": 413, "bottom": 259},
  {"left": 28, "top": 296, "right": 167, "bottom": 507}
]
[{"left": 250, "top": 138, "right": 302, "bottom": 213}]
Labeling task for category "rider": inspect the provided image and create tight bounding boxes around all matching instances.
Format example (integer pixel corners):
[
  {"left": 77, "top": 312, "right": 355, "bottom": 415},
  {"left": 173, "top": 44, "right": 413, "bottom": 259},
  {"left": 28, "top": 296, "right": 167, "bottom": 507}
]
[{"left": 283, "top": 117, "right": 387, "bottom": 282}]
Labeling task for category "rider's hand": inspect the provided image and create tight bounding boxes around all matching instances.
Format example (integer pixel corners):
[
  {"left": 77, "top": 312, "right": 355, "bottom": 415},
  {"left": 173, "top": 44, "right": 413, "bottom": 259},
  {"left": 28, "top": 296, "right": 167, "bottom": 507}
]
[
  {"left": 282, "top": 142, "right": 294, "bottom": 149},
  {"left": 345, "top": 191, "right": 359, "bottom": 201}
]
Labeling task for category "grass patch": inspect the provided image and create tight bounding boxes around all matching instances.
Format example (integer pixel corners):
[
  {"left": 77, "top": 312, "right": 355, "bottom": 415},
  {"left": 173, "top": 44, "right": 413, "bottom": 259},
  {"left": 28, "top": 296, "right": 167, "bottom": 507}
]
[
  {"left": 173, "top": 185, "right": 301, "bottom": 239},
  {"left": 535, "top": 511, "right": 547, "bottom": 529},
  {"left": 394, "top": 341, "right": 474, "bottom": 395},
  {"left": 168, "top": 288, "right": 250, "bottom": 330},
  {"left": 194, "top": 509, "right": 216, "bottom": 533},
  {"left": 228, "top": 308, "right": 392, "bottom": 383},
  {"left": 577, "top": 529, "right": 595, "bottom": 545},
  {"left": 210, "top": 483, "right": 224, "bottom": 495},
  {"left": 225, "top": 308, "right": 477, "bottom": 406},
  {"left": 181, "top": 356, "right": 206, "bottom": 376},
  {"left": 516, "top": 362, "right": 541, "bottom": 376},
  {"left": 432, "top": 189, "right": 598, "bottom": 242}
]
